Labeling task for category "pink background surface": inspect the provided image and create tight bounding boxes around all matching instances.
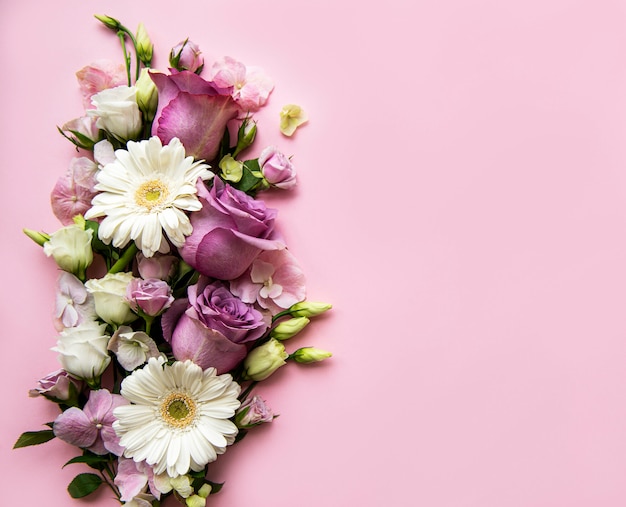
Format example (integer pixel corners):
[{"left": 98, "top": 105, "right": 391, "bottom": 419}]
[{"left": 3, "top": 1, "right": 626, "bottom": 506}]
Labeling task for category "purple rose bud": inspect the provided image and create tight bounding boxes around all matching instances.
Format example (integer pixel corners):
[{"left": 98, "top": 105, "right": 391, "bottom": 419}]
[
  {"left": 258, "top": 146, "right": 297, "bottom": 189},
  {"left": 29, "top": 369, "right": 80, "bottom": 402},
  {"left": 169, "top": 39, "right": 204, "bottom": 73},
  {"left": 126, "top": 278, "right": 174, "bottom": 317},
  {"left": 136, "top": 253, "right": 178, "bottom": 281},
  {"left": 236, "top": 395, "right": 275, "bottom": 428},
  {"left": 162, "top": 277, "right": 270, "bottom": 373}
]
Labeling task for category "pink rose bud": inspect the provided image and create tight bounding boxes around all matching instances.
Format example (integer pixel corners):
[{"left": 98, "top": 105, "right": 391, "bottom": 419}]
[
  {"left": 126, "top": 278, "right": 174, "bottom": 317},
  {"left": 169, "top": 39, "right": 204, "bottom": 73},
  {"left": 236, "top": 395, "right": 275, "bottom": 428},
  {"left": 29, "top": 369, "right": 80, "bottom": 402},
  {"left": 259, "top": 146, "right": 297, "bottom": 189},
  {"left": 136, "top": 253, "right": 178, "bottom": 281}
]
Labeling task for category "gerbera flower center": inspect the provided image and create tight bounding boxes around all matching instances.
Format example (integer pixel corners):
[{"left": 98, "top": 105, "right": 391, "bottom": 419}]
[
  {"left": 160, "top": 392, "right": 197, "bottom": 428},
  {"left": 135, "top": 179, "right": 169, "bottom": 210}
]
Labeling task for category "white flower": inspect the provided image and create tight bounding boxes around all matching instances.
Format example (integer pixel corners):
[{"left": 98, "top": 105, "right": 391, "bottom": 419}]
[
  {"left": 85, "top": 272, "right": 137, "bottom": 326},
  {"left": 113, "top": 357, "right": 241, "bottom": 477},
  {"left": 85, "top": 137, "right": 212, "bottom": 257},
  {"left": 87, "top": 85, "right": 142, "bottom": 141},
  {"left": 43, "top": 224, "right": 93, "bottom": 276},
  {"left": 108, "top": 326, "right": 161, "bottom": 371},
  {"left": 52, "top": 321, "right": 111, "bottom": 380}
]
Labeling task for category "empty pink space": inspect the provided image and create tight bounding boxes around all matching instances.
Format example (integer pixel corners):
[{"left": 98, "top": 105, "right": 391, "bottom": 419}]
[{"left": 3, "top": 0, "right": 626, "bottom": 506}]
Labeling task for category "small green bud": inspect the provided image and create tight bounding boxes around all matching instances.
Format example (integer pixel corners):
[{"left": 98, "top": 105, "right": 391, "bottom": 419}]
[
  {"left": 291, "top": 347, "right": 332, "bottom": 364},
  {"left": 289, "top": 301, "right": 332, "bottom": 318},
  {"left": 197, "top": 484, "right": 212, "bottom": 498},
  {"left": 270, "top": 316, "right": 310, "bottom": 341},
  {"left": 135, "top": 68, "right": 158, "bottom": 121},
  {"left": 23, "top": 228, "right": 50, "bottom": 247},
  {"left": 135, "top": 23, "right": 153, "bottom": 66},
  {"left": 233, "top": 121, "right": 257, "bottom": 157},
  {"left": 219, "top": 154, "right": 244, "bottom": 183},
  {"left": 243, "top": 338, "right": 288, "bottom": 381},
  {"left": 94, "top": 14, "right": 122, "bottom": 30},
  {"left": 186, "top": 495, "right": 206, "bottom": 507}
]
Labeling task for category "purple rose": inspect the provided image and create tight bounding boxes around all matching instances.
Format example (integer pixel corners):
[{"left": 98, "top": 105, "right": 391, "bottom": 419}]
[
  {"left": 179, "top": 178, "right": 285, "bottom": 280},
  {"left": 162, "top": 277, "right": 270, "bottom": 373},
  {"left": 126, "top": 278, "right": 174, "bottom": 317},
  {"left": 259, "top": 146, "right": 297, "bottom": 189},
  {"left": 150, "top": 70, "right": 238, "bottom": 162},
  {"left": 236, "top": 395, "right": 275, "bottom": 428}
]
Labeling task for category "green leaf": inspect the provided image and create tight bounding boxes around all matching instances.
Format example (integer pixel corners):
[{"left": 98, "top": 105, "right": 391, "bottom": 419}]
[
  {"left": 206, "top": 480, "right": 224, "bottom": 494},
  {"left": 234, "top": 160, "right": 263, "bottom": 194},
  {"left": 67, "top": 473, "right": 103, "bottom": 498},
  {"left": 13, "top": 429, "right": 55, "bottom": 449},
  {"left": 63, "top": 453, "right": 110, "bottom": 471}
]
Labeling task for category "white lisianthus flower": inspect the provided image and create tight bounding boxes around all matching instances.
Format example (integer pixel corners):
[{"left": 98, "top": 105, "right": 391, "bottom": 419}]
[
  {"left": 87, "top": 85, "right": 142, "bottom": 142},
  {"left": 85, "top": 137, "right": 213, "bottom": 258},
  {"left": 43, "top": 224, "right": 93, "bottom": 277},
  {"left": 85, "top": 272, "right": 138, "bottom": 326},
  {"left": 113, "top": 357, "right": 240, "bottom": 477},
  {"left": 52, "top": 321, "right": 111, "bottom": 380},
  {"left": 107, "top": 326, "right": 160, "bottom": 371}
]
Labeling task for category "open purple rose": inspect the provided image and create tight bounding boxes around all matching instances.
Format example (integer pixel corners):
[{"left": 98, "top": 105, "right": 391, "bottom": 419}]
[
  {"left": 162, "top": 277, "right": 270, "bottom": 373},
  {"left": 179, "top": 178, "right": 285, "bottom": 280},
  {"left": 150, "top": 70, "right": 239, "bottom": 162}
]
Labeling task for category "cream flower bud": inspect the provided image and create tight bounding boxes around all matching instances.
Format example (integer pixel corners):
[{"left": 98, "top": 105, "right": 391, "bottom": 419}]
[
  {"left": 197, "top": 484, "right": 212, "bottom": 498},
  {"left": 289, "top": 301, "right": 332, "bottom": 318},
  {"left": 85, "top": 272, "right": 138, "bottom": 326},
  {"left": 270, "top": 316, "right": 310, "bottom": 341},
  {"left": 186, "top": 495, "right": 206, "bottom": 507},
  {"left": 94, "top": 14, "right": 121, "bottom": 30},
  {"left": 135, "top": 69, "right": 158, "bottom": 121},
  {"left": 291, "top": 347, "right": 332, "bottom": 364},
  {"left": 243, "top": 338, "right": 288, "bottom": 381},
  {"left": 52, "top": 321, "right": 111, "bottom": 380},
  {"left": 43, "top": 224, "right": 93, "bottom": 277},
  {"left": 135, "top": 23, "right": 153, "bottom": 65}
]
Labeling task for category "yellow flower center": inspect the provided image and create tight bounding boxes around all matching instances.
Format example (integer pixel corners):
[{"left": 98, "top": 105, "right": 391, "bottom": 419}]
[
  {"left": 135, "top": 179, "right": 169, "bottom": 210},
  {"left": 160, "top": 392, "right": 197, "bottom": 428}
]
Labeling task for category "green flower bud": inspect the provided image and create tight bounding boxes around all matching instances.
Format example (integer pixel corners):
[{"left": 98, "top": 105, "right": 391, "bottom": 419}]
[
  {"left": 289, "top": 301, "right": 332, "bottom": 318},
  {"left": 270, "top": 316, "right": 310, "bottom": 341},
  {"left": 243, "top": 338, "right": 288, "bottom": 381},
  {"left": 135, "top": 23, "right": 153, "bottom": 66},
  {"left": 94, "top": 14, "right": 122, "bottom": 30},
  {"left": 219, "top": 154, "right": 244, "bottom": 183},
  {"left": 198, "top": 484, "right": 212, "bottom": 498},
  {"left": 43, "top": 224, "right": 93, "bottom": 278},
  {"left": 135, "top": 68, "right": 158, "bottom": 121},
  {"left": 23, "top": 228, "right": 50, "bottom": 247},
  {"left": 291, "top": 347, "right": 332, "bottom": 364},
  {"left": 186, "top": 495, "right": 206, "bottom": 507}
]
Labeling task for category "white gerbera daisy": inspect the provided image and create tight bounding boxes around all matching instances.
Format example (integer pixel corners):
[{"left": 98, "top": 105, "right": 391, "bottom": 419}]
[
  {"left": 113, "top": 357, "right": 241, "bottom": 477},
  {"left": 85, "top": 136, "right": 213, "bottom": 257}
]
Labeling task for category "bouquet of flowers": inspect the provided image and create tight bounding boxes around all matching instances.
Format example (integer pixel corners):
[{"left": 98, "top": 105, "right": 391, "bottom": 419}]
[{"left": 15, "top": 14, "right": 331, "bottom": 507}]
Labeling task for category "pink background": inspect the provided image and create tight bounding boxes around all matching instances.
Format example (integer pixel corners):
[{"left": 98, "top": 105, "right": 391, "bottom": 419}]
[{"left": 3, "top": 1, "right": 626, "bottom": 505}]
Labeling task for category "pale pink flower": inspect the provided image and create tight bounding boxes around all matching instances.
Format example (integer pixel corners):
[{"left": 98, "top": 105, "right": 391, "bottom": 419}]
[
  {"left": 136, "top": 253, "right": 178, "bottom": 281},
  {"left": 53, "top": 389, "right": 128, "bottom": 455},
  {"left": 54, "top": 272, "right": 96, "bottom": 331},
  {"left": 230, "top": 249, "right": 306, "bottom": 315},
  {"left": 259, "top": 146, "right": 296, "bottom": 189},
  {"left": 50, "top": 157, "right": 98, "bottom": 225},
  {"left": 169, "top": 39, "right": 204, "bottom": 73},
  {"left": 126, "top": 278, "right": 174, "bottom": 317},
  {"left": 209, "top": 56, "right": 273, "bottom": 112},
  {"left": 28, "top": 369, "right": 80, "bottom": 401},
  {"left": 236, "top": 395, "right": 275, "bottom": 428},
  {"left": 60, "top": 116, "right": 101, "bottom": 148},
  {"left": 76, "top": 60, "right": 127, "bottom": 108},
  {"left": 115, "top": 458, "right": 160, "bottom": 502}
]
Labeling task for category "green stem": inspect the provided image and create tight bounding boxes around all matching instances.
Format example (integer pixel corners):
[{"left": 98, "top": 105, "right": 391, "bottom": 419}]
[
  {"left": 117, "top": 30, "right": 131, "bottom": 86},
  {"left": 108, "top": 243, "right": 138, "bottom": 274},
  {"left": 271, "top": 310, "right": 291, "bottom": 322}
]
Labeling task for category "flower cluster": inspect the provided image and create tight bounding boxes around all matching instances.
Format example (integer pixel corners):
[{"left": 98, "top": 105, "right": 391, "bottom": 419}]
[{"left": 16, "top": 15, "right": 328, "bottom": 507}]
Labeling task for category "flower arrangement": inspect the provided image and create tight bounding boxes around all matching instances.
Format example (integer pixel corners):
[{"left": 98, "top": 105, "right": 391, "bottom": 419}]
[{"left": 15, "top": 15, "right": 330, "bottom": 507}]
